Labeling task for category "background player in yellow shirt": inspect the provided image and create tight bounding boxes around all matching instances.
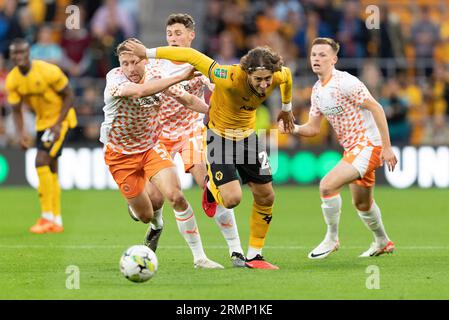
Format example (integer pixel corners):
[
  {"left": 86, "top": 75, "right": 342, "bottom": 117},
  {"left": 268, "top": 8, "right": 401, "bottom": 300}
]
[
  {"left": 124, "top": 41, "right": 295, "bottom": 269},
  {"left": 6, "top": 38, "right": 77, "bottom": 234}
]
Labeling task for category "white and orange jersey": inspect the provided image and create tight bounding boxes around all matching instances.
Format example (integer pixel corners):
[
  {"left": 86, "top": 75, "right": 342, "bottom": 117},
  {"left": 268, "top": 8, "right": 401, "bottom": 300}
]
[
  {"left": 100, "top": 64, "right": 186, "bottom": 154},
  {"left": 309, "top": 68, "right": 381, "bottom": 150},
  {"left": 148, "top": 58, "right": 211, "bottom": 140}
]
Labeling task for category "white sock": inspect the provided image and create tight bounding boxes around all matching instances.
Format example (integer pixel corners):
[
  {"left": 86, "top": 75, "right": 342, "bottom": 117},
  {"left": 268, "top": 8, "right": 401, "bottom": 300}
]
[
  {"left": 321, "top": 194, "right": 342, "bottom": 242},
  {"left": 357, "top": 201, "right": 389, "bottom": 245},
  {"left": 53, "top": 215, "right": 63, "bottom": 226},
  {"left": 42, "top": 212, "right": 54, "bottom": 222},
  {"left": 151, "top": 206, "right": 164, "bottom": 230},
  {"left": 214, "top": 205, "right": 243, "bottom": 256},
  {"left": 174, "top": 204, "right": 207, "bottom": 261},
  {"left": 247, "top": 246, "right": 262, "bottom": 260}
]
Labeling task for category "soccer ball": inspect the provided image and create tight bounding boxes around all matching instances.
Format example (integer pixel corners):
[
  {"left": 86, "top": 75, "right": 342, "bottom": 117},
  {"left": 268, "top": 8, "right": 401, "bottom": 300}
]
[{"left": 120, "top": 245, "right": 158, "bottom": 283}]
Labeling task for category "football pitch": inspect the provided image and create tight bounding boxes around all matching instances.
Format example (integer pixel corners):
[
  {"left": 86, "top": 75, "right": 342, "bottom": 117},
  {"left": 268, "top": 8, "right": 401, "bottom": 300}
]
[{"left": 1, "top": 186, "right": 448, "bottom": 300}]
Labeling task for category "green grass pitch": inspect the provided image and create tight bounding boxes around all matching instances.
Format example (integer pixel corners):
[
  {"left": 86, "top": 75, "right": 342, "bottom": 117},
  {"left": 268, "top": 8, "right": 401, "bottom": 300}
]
[{"left": 0, "top": 186, "right": 448, "bottom": 300}]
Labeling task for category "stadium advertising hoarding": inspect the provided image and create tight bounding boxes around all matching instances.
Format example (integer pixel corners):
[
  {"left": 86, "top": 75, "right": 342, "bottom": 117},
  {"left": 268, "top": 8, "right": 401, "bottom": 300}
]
[{"left": 0, "top": 146, "right": 448, "bottom": 189}]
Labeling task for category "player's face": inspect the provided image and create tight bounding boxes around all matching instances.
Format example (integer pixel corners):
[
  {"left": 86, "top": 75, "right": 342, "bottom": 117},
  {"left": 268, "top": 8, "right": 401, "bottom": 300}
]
[
  {"left": 9, "top": 43, "right": 30, "bottom": 68},
  {"left": 248, "top": 69, "right": 273, "bottom": 95},
  {"left": 310, "top": 44, "right": 337, "bottom": 75},
  {"left": 119, "top": 53, "right": 146, "bottom": 83},
  {"left": 166, "top": 23, "right": 195, "bottom": 47}
]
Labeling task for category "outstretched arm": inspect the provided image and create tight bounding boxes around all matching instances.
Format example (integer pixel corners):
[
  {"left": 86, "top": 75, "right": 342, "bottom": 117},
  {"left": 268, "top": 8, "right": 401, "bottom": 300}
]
[
  {"left": 122, "top": 42, "right": 216, "bottom": 78},
  {"left": 279, "top": 114, "right": 322, "bottom": 137},
  {"left": 120, "top": 67, "right": 200, "bottom": 98},
  {"left": 175, "top": 93, "right": 209, "bottom": 114}
]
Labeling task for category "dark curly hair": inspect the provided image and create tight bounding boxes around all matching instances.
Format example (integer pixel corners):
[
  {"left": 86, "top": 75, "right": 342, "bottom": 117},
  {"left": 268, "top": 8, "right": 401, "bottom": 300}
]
[{"left": 240, "top": 46, "right": 284, "bottom": 74}]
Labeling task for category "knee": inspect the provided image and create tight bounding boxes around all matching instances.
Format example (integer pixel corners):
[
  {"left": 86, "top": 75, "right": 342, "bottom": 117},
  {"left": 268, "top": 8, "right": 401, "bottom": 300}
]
[
  {"left": 133, "top": 207, "right": 153, "bottom": 224},
  {"left": 256, "top": 190, "right": 275, "bottom": 207},
  {"left": 222, "top": 194, "right": 242, "bottom": 209},
  {"left": 151, "top": 195, "right": 165, "bottom": 211},
  {"left": 139, "top": 213, "right": 153, "bottom": 224},
  {"left": 166, "top": 189, "right": 186, "bottom": 208},
  {"left": 319, "top": 180, "right": 335, "bottom": 198},
  {"left": 353, "top": 199, "right": 372, "bottom": 212}
]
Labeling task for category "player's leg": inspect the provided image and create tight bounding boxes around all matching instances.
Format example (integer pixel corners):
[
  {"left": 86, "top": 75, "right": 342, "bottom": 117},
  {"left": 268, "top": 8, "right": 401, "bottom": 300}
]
[
  {"left": 351, "top": 180, "right": 395, "bottom": 257},
  {"left": 202, "top": 128, "right": 243, "bottom": 216},
  {"left": 151, "top": 166, "right": 223, "bottom": 269},
  {"left": 308, "top": 160, "right": 360, "bottom": 259},
  {"left": 105, "top": 146, "right": 154, "bottom": 223},
  {"left": 244, "top": 181, "right": 278, "bottom": 269},
  {"left": 185, "top": 125, "right": 244, "bottom": 261},
  {"left": 30, "top": 149, "right": 55, "bottom": 234},
  {"left": 30, "top": 123, "right": 70, "bottom": 234},
  {"left": 48, "top": 158, "right": 63, "bottom": 232},
  {"left": 141, "top": 181, "right": 165, "bottom": 251},
  {"left": 190, "top": 162, "right": 245, "bottom": 267},
  {"left": 236, "top": 132, "right": 277, "bottom": 269}
]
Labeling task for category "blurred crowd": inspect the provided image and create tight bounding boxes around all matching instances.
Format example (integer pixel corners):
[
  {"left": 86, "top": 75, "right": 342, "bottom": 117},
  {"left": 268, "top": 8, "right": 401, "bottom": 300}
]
[
  {"left": 205, "top": 0, "right": 449, "bottom": 147},
  {"left": 0, "top": 0, "right": 139, "bottom": 147},
  {"left": 1, "top": 0, "right": 449, "bottom": 149}
]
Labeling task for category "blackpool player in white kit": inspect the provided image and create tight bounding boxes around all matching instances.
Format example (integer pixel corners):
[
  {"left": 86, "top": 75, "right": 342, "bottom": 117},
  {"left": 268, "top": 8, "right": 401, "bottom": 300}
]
[
  {"left": 280, "top": 38, "right": 398, "bottom": 259},
  {"left": 102, "top": 38, "right": 223, "bottom": 269},
  {"left": 145, "top": 14, "right": 245, "bottom": 267}
]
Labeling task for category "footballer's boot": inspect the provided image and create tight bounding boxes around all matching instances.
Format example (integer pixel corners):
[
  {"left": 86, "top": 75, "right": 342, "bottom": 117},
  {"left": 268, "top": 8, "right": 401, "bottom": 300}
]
[
  {"left": 48, "top": 223, "right": 64, "bottom": 233},
  {"left": 245, "top": 254, "right": 279, "bottom": 270},
  {"left": 202, "top": 176, "right": 217, "bottom": 218},
  {"left": 144, "top": 225, "right": 163, "bottom": 252},
  {"left": 230, "top": 252, "right": 247, "bottom": 268},
  {"left": 308, "top": 239, "right": 340, "bottom": 260},
  {"left": 29, "top": 218, "right": 54, "bottom": 234},
  {"left": 359, "top": 240, "right": 395, "bottom": 257},
  {"left": 194, "top": 258, "right": 224, "bottom": 269}
]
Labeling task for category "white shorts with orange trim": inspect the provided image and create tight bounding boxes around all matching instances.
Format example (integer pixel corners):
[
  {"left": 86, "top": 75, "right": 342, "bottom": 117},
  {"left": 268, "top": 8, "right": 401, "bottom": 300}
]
[
  {"left": 159, "top": 125, "right": 206, "bottom": 173},
  {"left": 343, "top": 144, "right": 383, "bottom": 188}
]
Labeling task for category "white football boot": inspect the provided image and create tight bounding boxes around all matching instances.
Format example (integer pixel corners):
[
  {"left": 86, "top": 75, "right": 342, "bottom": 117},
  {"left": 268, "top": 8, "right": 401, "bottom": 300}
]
[
  {"left": 359, "top": 240, "right": 395, "bottom": 257},
  {"left": 308, "top": 239, "right": 340, "bottom": 259},
  {"left": 194, "top": 258, "right": 224, "bottom": 269}
]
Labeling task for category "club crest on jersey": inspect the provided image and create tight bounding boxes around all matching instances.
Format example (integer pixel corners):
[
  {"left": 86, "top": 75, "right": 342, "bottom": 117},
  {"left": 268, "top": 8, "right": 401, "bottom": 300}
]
[{"left": 214, "top": 68, "right": 228, "bottom": 79}]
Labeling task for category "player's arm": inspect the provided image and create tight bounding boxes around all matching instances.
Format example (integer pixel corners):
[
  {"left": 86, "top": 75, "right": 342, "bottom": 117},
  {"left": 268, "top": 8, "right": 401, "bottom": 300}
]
[
  {"left": 120, "top": 67, "right": 199, "bottom": 98},
  {"left": 122, "top": 42, "right": 216, "bottom": 80},
  {"left": 51, "top": 84, "right": 75, "bottom": 140},
  {"left": 360, "top": 96, "right": 398, "bottom": 172},
  {"left": 5, "top": 76, "right": 31, "bottom": 149},
  {"left": 276, "top": 66, "right": 295, "bottom": 133},
  {"left": 279, "top": 114, "right": 323, "bottom": 137},
  {"left": 175, "top": 93, "right": 209, "bottom": 114}
]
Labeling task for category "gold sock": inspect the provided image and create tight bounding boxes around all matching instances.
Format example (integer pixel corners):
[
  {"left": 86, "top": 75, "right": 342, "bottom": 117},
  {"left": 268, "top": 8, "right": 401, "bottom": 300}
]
[
  {"left": 52, "top": 172, "right": 61, "bottom": 217},
  {"left": 36, "top": 166, "right": 53, "bottom": 215},
  {"left": 249, "top": 202, "right": 273, "bottom": 249}
]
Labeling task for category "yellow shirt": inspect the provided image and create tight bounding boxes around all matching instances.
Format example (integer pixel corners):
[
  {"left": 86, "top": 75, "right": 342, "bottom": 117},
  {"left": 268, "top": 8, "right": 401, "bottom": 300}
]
[
  {"left": 155, "top": 46, "right": 292, "bottom": 140},
  {"left": 6, "top": 60, "right": 77, "bottom": 131}
]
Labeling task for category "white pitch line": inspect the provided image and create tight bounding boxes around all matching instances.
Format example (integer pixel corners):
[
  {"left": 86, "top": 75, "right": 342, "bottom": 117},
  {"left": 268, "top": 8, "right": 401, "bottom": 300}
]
[{"left": 0, "top": 244, "right": 448, "bottom": 250}]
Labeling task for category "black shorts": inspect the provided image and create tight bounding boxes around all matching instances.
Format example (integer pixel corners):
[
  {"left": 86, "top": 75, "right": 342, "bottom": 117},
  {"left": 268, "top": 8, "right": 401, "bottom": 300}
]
[
  {"left": 36, "top": 127, "right": 70, "bottom": 158},
  {"left": 205, "top": 129, "right": 272, "bottom": 186}
]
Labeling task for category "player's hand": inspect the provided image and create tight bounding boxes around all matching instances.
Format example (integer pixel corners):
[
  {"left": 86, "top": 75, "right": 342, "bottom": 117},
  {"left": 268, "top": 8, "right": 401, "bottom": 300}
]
[
  {"left": 277, "top": 120, "right": 288, "bottom": 134},
  {"left": 381, "top": 146, "right": 397, "bottom": 172},
  {"left": 19, "top": 134, "right": 32, "bottom": 150},
  {"left": 49, "top": 123, "right": 61, "bottom": 142},
  {"left": 121, "top": 41, "right": 147, "bottom": 61},
  {"left": 277, "top": 111, "right": 295, "bottom": 133},
  {"left": 179, "top": 66, "right": 201, "bottom": 81}
]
